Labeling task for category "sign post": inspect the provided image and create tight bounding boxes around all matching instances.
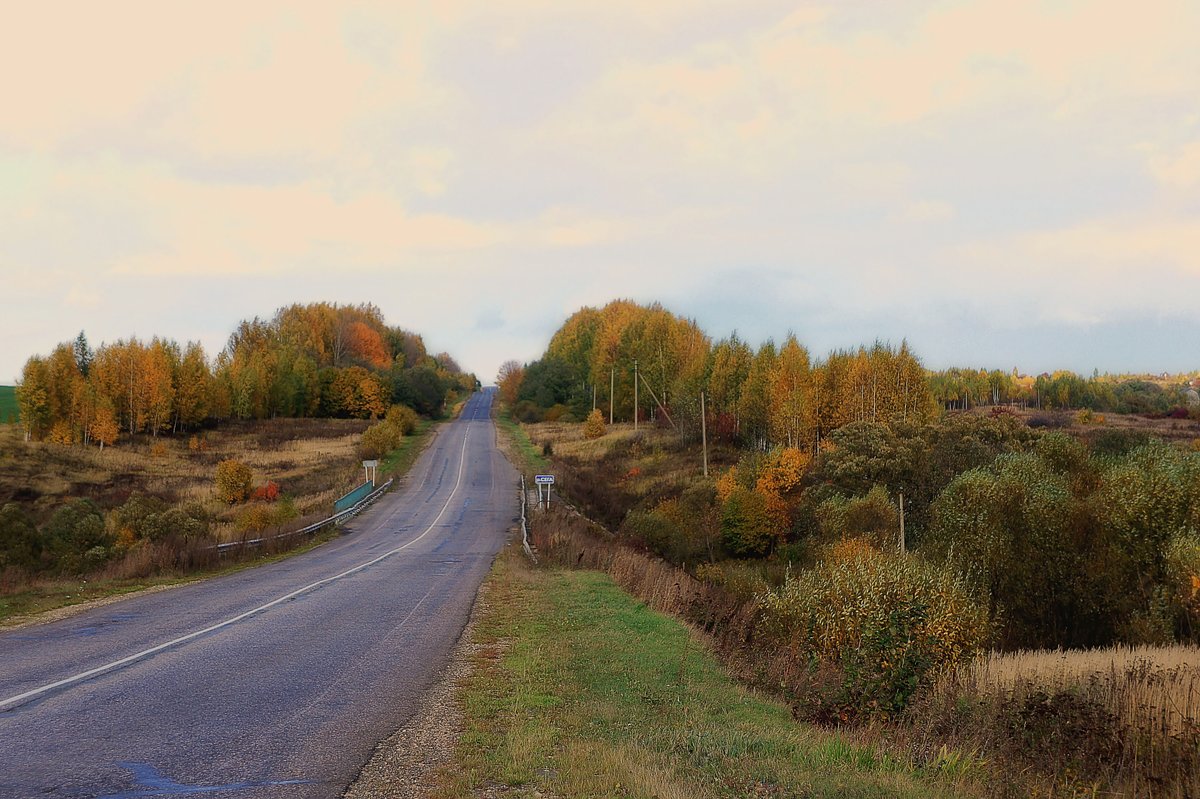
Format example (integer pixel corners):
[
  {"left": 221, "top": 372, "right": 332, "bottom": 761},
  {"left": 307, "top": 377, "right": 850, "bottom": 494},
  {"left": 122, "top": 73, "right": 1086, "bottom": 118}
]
[
  {"left": 362, "top": 460, "right": 379, "bottom": 487},
  {"left": 534, "top": 474, "right": 555, "bottom": 509}
]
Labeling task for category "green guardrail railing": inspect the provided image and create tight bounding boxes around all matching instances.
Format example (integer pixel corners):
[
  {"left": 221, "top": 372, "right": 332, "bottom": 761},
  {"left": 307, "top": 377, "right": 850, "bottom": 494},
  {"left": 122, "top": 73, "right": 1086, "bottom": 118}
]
[{"left": 334, "top": 481, "right": 375, "bottom": 513}]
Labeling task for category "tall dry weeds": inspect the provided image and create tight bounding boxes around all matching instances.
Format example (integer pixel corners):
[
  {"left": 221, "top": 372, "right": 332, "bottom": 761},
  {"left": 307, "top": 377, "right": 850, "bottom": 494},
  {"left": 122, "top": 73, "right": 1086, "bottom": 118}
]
[{"left": 916, "top": 646, "right": 1200, "bottom": 797}]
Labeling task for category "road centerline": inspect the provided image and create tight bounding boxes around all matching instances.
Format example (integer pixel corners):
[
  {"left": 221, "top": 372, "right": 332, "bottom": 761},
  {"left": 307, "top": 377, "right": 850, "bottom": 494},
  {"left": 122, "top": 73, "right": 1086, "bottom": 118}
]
[{"left": 0, "top": 423, "right": 473, "bottom": 714}]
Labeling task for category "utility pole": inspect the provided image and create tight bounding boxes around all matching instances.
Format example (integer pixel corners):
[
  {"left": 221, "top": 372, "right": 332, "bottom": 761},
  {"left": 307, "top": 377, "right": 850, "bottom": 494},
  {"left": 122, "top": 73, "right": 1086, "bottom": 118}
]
[
  {"left": 700, "top": 391, "right": 709, "bottom": 477},
  {"left": 633, "top": 359, "right": 639, "bottom": 431},
  {"left": 899, "top": 492, "right": 906, "bottom": 554},
  {"left": 609, "top": 366, "right": 614, "bottom": 425}
]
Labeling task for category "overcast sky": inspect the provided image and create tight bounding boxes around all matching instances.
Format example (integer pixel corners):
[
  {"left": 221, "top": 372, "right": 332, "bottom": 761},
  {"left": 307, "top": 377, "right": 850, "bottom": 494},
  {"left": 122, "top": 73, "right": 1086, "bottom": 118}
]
[{"left": 3, "top": 1, "right": 1199, "bottom": 384}]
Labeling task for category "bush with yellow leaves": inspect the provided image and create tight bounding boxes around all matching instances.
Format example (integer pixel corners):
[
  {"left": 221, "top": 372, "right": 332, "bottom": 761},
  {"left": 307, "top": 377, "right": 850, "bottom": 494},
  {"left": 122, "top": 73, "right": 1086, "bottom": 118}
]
[
  {"left": 582, "top": 408, "right": 606, "bottom": 439},
  {"left": 214, "top": 459, "right": 253, "bottom": 504},
  {"left": 757, "top": 542, "right": 989, "bottom": 720}
]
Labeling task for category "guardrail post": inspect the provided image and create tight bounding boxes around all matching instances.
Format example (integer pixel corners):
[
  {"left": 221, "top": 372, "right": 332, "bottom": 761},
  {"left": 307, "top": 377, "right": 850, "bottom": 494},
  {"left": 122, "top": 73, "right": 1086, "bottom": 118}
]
[{"left": 520, "top": 474, "right": 536, "bottom": 563}]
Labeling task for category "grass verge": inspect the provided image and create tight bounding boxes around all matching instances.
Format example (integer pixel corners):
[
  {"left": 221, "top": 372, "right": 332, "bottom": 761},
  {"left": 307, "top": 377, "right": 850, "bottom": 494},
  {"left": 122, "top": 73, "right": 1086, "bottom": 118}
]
[
  {"left": 380, "top": 418, "right": 435, "bottom": 478},
  {"left": 432, "top": 548, "right": 967, "bottom": 799},
  {"left": 493, "top": 406, "right": 549, "bottom": 474}
]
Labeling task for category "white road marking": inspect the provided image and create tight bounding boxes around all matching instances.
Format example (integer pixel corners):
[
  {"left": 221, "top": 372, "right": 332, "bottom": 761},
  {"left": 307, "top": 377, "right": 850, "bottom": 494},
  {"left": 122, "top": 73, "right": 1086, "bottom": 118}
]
[{"left": 0, "top": 421, "right": 473, "bottom": 713}]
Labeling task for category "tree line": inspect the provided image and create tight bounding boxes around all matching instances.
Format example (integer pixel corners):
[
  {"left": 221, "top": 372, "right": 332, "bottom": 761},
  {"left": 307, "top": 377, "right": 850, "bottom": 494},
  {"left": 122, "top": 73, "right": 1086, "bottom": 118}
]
[
  {"left": 497, "top": 299, "right": 935, "bottom": 450},
  {"left": 929, "top": 366, "right": 1198, "bottom": 415},
  {"left": 15, "top": 302, "right": 477, "bottom": 446}
]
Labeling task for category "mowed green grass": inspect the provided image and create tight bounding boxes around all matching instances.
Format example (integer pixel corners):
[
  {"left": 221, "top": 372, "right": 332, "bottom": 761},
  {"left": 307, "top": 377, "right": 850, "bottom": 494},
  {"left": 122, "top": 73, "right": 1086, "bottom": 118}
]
[
  {"left": 432, "top": 552, "right": 969, "bottom": 799},
  {"left": 0, "top": 386, "right": 17, "bottom": 424}
]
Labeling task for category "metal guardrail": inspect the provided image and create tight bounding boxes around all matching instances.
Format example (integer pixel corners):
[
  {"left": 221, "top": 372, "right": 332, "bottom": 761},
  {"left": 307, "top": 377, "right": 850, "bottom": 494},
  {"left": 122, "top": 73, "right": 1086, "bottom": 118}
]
[
  {"left": 519, "top": 474, "right": 537, "bottom": 563},
  {"left": 213, "top": 477, "right": 395, "bottom": 553}
]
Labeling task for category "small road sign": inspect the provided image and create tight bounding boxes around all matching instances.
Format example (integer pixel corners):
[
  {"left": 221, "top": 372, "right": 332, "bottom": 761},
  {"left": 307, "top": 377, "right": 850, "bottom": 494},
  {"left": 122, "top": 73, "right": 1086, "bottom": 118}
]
[{"left": 534, "top": 474, "right": 555, "bottom": 485}]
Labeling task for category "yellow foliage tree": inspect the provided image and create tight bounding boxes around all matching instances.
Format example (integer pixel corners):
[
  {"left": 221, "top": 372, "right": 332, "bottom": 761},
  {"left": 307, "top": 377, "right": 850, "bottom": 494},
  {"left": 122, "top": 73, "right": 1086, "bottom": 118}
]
[
  {"left": 93, "top": 400, "right": 119, "bottom": 450},
  {"left": 47, "top": 420, "right": 75, "bottom": 445},
  {"left": 215, "top": 459, "right": 254, "bottom": 503},
  {"left": 583, "top": 408, "right": 607, "bottom": 439},
  {"left": 715, "top": 466, "right": 740, "bottom": 502},
  {"left": 496, "top": 360, "right": 524, "bottom": 408}
]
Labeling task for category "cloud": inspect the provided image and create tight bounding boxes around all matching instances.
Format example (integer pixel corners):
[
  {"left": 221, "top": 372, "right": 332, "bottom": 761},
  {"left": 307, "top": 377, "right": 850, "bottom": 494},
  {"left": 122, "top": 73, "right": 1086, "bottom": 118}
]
[
  {"left": 3, "top": 2, "right": 1200, "bottom": 384},
  {"left": 895, "top": 200, "right": 955, "bottom": 224},
  {"left": 948, "top": 215, "right": 1200, "bottom": 326},
  {"left": 1149, "top": 141, "right": 1200, "bottom": 188}
]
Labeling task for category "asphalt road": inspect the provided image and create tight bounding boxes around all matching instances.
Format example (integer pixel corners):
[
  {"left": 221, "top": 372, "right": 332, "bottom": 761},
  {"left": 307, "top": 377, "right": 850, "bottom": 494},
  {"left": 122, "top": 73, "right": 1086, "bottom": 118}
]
[{"left": 0, "top": 389, "right": 517, "bottom": 798}]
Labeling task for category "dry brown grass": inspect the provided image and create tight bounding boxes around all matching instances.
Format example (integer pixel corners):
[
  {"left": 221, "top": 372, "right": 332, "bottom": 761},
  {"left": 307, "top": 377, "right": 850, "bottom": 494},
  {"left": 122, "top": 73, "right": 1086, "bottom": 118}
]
[
  {"left": 941, "top": 646, "right": 1200, "bottom": 740},
  {"left": 517, "top": 420, "right": 738, "bottom": 531},
  {"left": 0, "top": 419, "right": 370, "bottom": 528},
  {"left": 911, "top": 646, "right": 1200, "bottom": 797}
]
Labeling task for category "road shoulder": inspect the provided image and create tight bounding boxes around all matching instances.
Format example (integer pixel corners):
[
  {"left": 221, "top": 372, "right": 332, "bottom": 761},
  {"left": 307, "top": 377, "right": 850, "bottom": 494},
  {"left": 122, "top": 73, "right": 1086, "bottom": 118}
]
[{"left": 343, "top": 556, "right": 493, "bottom": 799}]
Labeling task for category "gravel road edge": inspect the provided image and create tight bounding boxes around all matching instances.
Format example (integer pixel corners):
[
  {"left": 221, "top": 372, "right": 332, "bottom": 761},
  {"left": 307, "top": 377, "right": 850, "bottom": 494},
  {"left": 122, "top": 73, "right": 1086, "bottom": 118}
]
[{"left": 342, "top": 552, "right": 494, "bottom": 799}]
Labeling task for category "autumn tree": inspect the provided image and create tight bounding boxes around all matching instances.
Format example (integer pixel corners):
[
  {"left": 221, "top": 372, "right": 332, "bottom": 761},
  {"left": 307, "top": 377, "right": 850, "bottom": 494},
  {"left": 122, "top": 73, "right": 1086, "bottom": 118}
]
[
  {"left": 73, "top": 330, "right": 93, "bottom": 376},
  {"left": 738, "top": 342, "right": 776, "bottom": 450},
  {"left": 174, "top": 341, "right": 211, "bottom": 430},
  {"left": 16, "top": 356, "right": 51, "bottom": 441},
  {"left": 344, "top": 320, "right": 391, "bottom": 369},
  {"left": 496, "top": 360, "right": 525, "bottom": 408},
  {"left": 707, "top": 334, "right": 752, "bottom": 438},
  {"left": 92, "top": 399, "right": 119, "bottom": 450},
  {"left": 769, "top": 335, "right": 814, "bottom": 450},
  {"left": 142, "top": 338, "right": 178, "bottom": 436},
  {"left": 583, "top": 408, "right": 607, "bottom": 439},
  {"left": 215, "top": 459, "right": 254, "bottom": 504}
]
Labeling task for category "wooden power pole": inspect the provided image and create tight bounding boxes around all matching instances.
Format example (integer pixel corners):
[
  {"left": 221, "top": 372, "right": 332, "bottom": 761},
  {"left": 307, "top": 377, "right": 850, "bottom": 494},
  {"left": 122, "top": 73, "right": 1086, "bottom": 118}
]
[
  {"left": 609, "top": 366, "right": 614, "bottom": 425},
  {"left": 633, "top": 359, "right": 639, "bottom": 432}
]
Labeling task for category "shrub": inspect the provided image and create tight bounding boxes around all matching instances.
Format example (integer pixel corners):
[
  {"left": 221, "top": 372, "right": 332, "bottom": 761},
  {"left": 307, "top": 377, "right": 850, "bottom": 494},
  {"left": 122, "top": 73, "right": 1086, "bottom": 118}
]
[
  {"left": 0, "top": 503, "right": 40, "bottom": 572},
  {"left": 758, "top": 546, "right": 988, "bottom": 721},
  {"left": 250, "top": 481, "right": 281, "bottom": 502},
  {"left": 384, "top": 404, "right": 418, "bottom": 435},
  {"left": 214, "top": 459, "right": 253, "bottom": 503},
  {"left": 720, "top": 486, "right": 777, "bottom": 557},
  {"left": 42, "top": 499, "right": 112, "bottom": 574},
  {"left": 236, "top": 503, "right": 278, "bottom": 534},
  {"left": 113, "top": 494, "right": 170, "bottom": 542},
  {"left": 1028, "top": 414, "right": 1066, "bottom": 429},
  {"left": 814, "top": 485, "right": 900, "bottom": 548},
  {"left": 513, "top": 400, "right": 542, "bottom": 423},
  {"left": 1090, "top": 429, "right": 1151, "bottom": 458},
  {"left": 583, "top": 408, "right": 606, "bottom": 439},
  {"left": 695, "top": 560, "right": 771, "bottom": 601},
  {"left": 235, "top": 497, "right": 298, "bottom": 534},
  {"left": 360, "top": 421, "right": 401, "bottom": 460},
  {"left": 543, "top": 403, "right": 571, "bottom": 422},
  {"left": 113, "top": 495, "right": 211, "bottom": 544},
  {"left": 158, "top": 503, "right": 212, "bottom": 542}
]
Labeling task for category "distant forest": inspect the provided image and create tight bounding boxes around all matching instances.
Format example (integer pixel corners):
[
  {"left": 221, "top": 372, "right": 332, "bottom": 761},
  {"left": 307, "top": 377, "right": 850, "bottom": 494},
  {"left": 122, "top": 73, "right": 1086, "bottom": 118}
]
[{"left": 14, "top": 302, "right": 477, "bottom": 447}]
